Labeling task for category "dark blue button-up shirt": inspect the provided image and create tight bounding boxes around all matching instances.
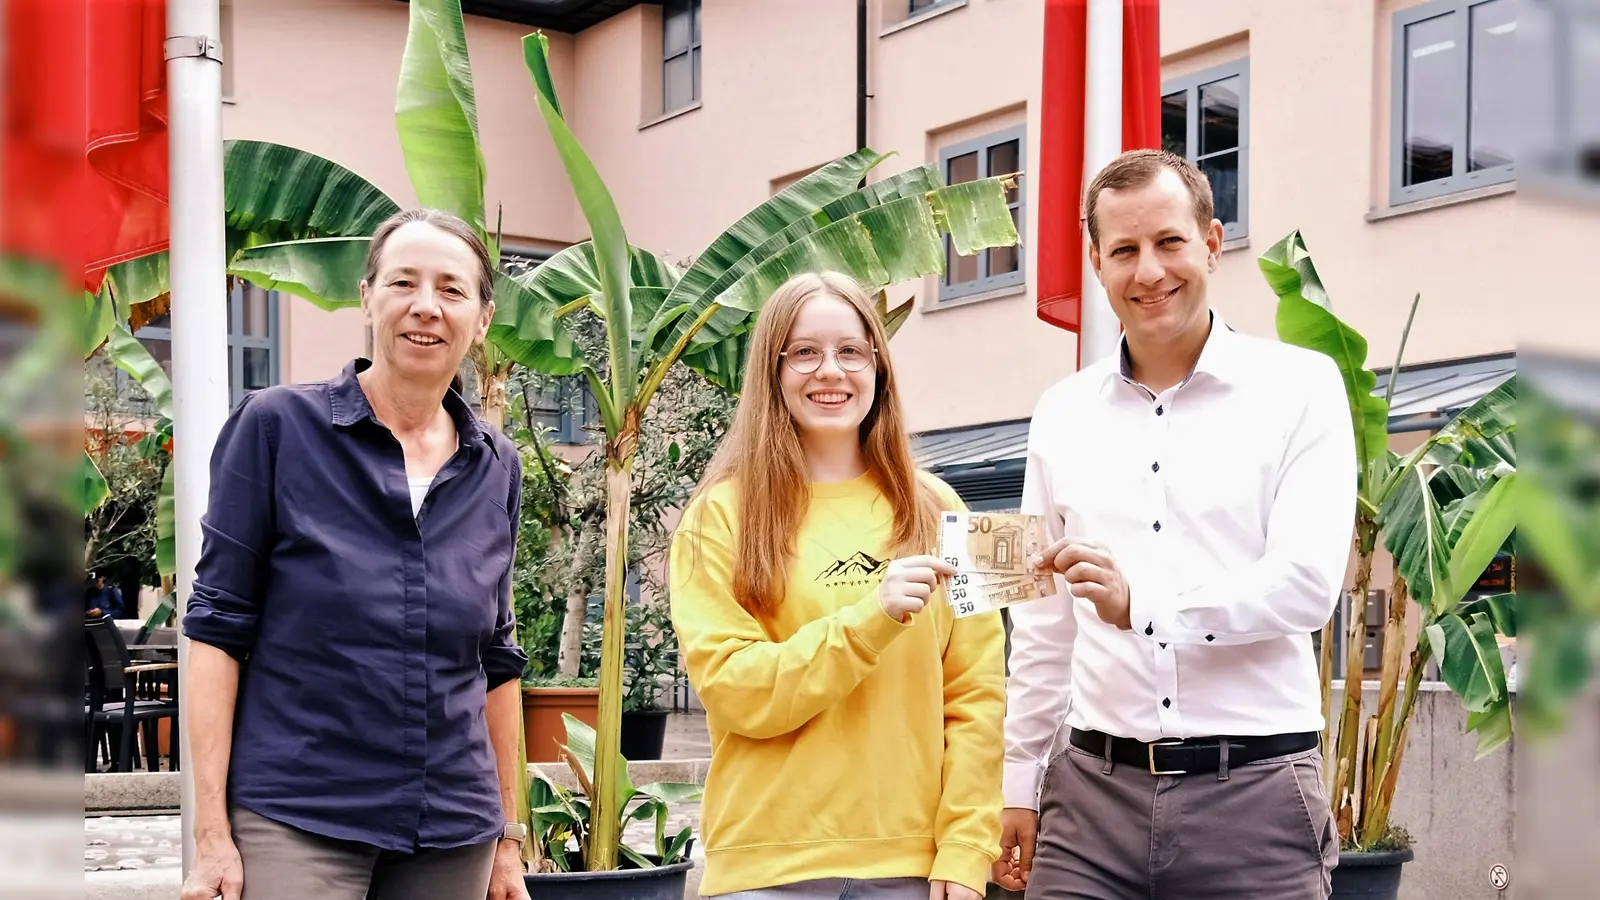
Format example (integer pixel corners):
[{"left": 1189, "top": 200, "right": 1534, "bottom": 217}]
[{"left": 183, "top": 359, "right": 528, "bottom": 851}]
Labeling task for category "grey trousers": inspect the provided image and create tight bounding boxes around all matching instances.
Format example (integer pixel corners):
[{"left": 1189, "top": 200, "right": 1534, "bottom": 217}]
[
  {"left": 229, "top": 805, "right": 498, "bottom": 900},
  {"left": 1026, "top": 740, "right": 1338, "bottom": 900}
]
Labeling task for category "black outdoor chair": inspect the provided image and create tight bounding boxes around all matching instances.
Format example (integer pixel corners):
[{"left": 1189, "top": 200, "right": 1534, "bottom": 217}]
[{"left": 84, "top": 615, "right": 179, "bottom": 773}]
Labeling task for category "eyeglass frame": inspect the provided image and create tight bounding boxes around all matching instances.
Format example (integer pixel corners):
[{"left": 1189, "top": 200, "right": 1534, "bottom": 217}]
[{"left": 777, "top": 339, "right": 879, "bottom": 374}]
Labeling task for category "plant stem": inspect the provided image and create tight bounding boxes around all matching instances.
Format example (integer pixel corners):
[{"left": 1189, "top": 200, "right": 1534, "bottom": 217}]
[
  {"left": 1361, "top": 641, "right": 1428, "bottom": 847},
  {"left": 1333, "top": 527, "right": 1375, "bottom": 843},
  {"left": 586, "top": 444, "right": 636, "bottom": 871},
  {"left": 1366, "top": 573, "right": 1410, "bottom": 825}
]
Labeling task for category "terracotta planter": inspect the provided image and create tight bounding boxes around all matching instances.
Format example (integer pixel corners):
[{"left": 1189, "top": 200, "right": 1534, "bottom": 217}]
[{"left": 521, "top": 686, "right": 600, "bottom": 763}]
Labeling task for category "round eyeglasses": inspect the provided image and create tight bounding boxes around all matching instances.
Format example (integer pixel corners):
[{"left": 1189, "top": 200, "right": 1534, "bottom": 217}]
[{"left": 779, "top": 340, "right": 877, "bottom": 374}]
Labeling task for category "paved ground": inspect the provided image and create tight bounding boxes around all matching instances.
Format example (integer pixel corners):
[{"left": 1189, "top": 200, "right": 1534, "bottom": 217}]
[{"left": 84, "top": 712, "right": 713, "bottom": 895}]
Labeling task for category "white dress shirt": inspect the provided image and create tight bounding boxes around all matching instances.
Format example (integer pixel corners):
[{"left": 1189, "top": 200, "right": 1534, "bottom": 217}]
[{"left": 1002, "top": 314, "right": 1356, "bottom": 809}]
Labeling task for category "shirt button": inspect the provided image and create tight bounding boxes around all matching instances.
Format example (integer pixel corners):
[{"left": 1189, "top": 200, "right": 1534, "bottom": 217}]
[
  {"left": 1153, "top": 521, "right": 1162, "bottom": 532},
  {"left": 1145, "top": 623, "right": 1155, "bottom": 636},
  {"left": 1162, "top": 697, "right": 1172, "bottom": 708},
  {"left": 1151, "top": 461, "right": 1160, "bottom": 473},
  {"left": 1206, "top": 634, "right": 1215, "bottom": 642},
  {"left": 1160, "top": 642, "right": 1168, "bottom": 649},
  {"left": 1156, "top": 405, "right": 1165, "bottom": 416}
]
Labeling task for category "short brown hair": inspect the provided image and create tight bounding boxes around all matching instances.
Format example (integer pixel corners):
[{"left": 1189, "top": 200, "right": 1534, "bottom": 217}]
[
  {"left": 363, "top": 208, "right": 495, "bottom": 308},
  {"left": 1084, "top": 149, "right": 1214, "bottom": 247}
]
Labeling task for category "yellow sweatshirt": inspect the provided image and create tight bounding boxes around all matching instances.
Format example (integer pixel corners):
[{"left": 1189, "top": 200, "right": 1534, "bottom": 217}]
[{"left": 668, "top": 472, "right": 1006, "bottom": 897}]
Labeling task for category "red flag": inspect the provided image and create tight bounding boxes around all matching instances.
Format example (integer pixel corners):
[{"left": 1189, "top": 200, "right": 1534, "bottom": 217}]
[
  {"left": 84, "top": 0, "right": 169, "bottom": 293},
  {"left": 1036, "top": 0, "right": 1161, "bottom": 338}
]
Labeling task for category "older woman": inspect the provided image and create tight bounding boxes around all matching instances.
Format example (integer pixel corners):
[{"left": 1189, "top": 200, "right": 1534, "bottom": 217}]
[{"left": 179, "top": 209, "right": 531, "bottom": 900}]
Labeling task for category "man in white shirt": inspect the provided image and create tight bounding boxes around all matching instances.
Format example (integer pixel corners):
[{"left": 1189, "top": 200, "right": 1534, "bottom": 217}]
[{"left": 990, "top": 150, "right": 1354, "bottom": 899}]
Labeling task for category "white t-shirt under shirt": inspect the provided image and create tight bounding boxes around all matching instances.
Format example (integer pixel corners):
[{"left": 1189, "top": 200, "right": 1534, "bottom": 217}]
[{"left": 408, "top": 476, "right": 432, "bottom": 517}]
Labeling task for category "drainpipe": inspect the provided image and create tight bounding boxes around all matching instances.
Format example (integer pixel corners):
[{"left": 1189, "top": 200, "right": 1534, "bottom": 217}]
[{"left": 857, "top": 0, "right": 868, "bottom": 153}]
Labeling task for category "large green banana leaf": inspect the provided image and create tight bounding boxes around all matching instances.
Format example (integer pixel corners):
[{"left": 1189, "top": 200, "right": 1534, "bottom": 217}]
[
  {"left": 1381, "top": 462, "right": 1451, "bottom": 614},
  {"left": 228, "top": 236, "right": 372, "bottom": 309},
  {"left": 1259, "top": 231, "right": 1389, "bottom": 495},
  {"left": 1424, "top": 377, "right": 1516, "bottom": 470},
  {"left": 398, "top": 0, "right": 488, "bottom": 243},
  {"left": 524, "top": 33, "right": 635, "bottom": 421},
  {"left": 99, "top": 140, "right": 398, "bottom": 325},
  {"left": 659, "top": 163, "right": 943, "bottom": 362}
]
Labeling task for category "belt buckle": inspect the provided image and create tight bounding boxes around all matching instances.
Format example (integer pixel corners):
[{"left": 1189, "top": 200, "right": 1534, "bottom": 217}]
[{"left": 1148, "top": 739, "right": 1187, "bottom": 776}]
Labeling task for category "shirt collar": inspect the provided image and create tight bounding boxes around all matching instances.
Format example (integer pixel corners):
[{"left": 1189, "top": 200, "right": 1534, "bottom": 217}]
[
  {"left": 328, "top": 358, "right": 498, "bottom": 457},
  {"left": 1107, "top": 311, "right": 1241, "bottom": 394}
]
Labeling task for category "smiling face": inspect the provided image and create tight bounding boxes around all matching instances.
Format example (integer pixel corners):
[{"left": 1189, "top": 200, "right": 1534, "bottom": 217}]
[
  {"left": 778, "top": 294, "right": 878, "bottom": 442},
  {"left": 1089, "top": 166, "right": 1223, "bottom": 352},
  {"left": 359, "top": 221, "right": 492, "bottom": 385}
]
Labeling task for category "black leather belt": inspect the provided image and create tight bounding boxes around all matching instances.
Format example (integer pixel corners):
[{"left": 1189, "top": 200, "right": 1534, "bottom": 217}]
[{"left": 1069, "top": 728, "right": 1319, "bottom": 776}]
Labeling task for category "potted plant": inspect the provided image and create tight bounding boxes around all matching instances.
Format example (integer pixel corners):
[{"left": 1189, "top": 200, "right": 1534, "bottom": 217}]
[
  {"left": 523, "top": 714, "right": 702, "bottom": 898},
  {"left": 1259, "top": 232, "right": 1518, "bottom": 899},
  {"left": 619, "top": 600, "right": 678, "bottom": 760}
]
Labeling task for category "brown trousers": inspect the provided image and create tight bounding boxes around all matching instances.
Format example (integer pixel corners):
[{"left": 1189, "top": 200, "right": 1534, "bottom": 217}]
[
  {"left": 1025, "top": 740, "right": 1338, "bottom": 900},
  {"left": 229, "top": 805, "right": 498, "bottom": 900}
]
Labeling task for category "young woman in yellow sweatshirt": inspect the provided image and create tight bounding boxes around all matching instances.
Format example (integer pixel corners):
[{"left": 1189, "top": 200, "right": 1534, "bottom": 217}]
[{"left": 669, "top": 271, "right": 1006, "bottom": 899}]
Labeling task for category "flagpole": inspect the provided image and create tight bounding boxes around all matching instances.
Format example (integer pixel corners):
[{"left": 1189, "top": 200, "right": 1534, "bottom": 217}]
[
  {"left": 166, "top": 0, "right": 227, "bottom": 877},
  {"left": 1079, "top": 0, "right": 1124, "bottom": 366}
]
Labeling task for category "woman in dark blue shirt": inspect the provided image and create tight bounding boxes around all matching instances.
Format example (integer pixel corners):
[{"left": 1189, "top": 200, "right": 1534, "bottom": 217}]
[{"left": 180, "top": 209, "right": 532, "bottom": 900}]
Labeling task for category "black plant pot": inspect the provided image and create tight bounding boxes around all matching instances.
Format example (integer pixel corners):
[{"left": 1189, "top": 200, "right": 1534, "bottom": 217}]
[
  {"left": 524, "top": 859, "right": 693, "bottom": 900},
  {"left": 1330, "top": 847, "right": 1415, "bottom": 899},
  {"left": 620, "top": 709, "right": 670, "bottom": 760}
]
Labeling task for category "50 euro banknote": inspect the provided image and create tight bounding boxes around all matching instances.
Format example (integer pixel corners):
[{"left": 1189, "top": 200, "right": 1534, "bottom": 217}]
[
  {"left": 939, "top": 511, "right": 1052, "bottom": 577},
  {"left": 944, "top": 569, "right": 1058, "bottom": 618}
]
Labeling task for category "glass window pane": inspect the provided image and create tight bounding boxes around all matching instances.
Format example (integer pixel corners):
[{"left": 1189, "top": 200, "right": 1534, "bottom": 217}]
[
  {"left": 1404, "top": 13, "right": 1459, "bottom": 186},
  {"left": 1199, "top": 76, "right": 1242, "bottom": 156},
  {"left": 1162, "top": 91, "right": 1188, "bottom": 156},
  {"left": 947, "top": 242, "right": 979, "bottom": 285},
  {"left": 989, "top": 140, "right": 1020, "bottom": 202},
  {"left": 664, "top": 2, "right": 690, "bottom": 56},
  {"left": 242, "top": 348, "right": 272, "bottom": 393},
  {"left": 947, "top": 150, "right": 978, "bottom": 185},
  {"left": 911, "top": 0, "right": 941, "bottom": 11},
  {"left": 692, "top": 46, "right": 701, "bottom": 103},
  {"left": 242, "top": 284, "right": 270, "bottom": 337},
  {"left": 1468, "top": 0, "right": 1516, "bottom": 171},
  {"left": 138, "top": 337, "right": 173, "bottom": 384},
  {"left": 665, "top": 54, "right": 693, "bottom": 111},
  {"left": 1200, "top": 150, "right": 1240, "bottom": 227},
  {"left": 987, "top": 207, "right": 1020, "bottom": 275},
  {"left": 1578, "top": 17, "right": 1600, "bottom": 180},
  {"left": 692, "top": 0, "right": 701, "bottom": 43}
]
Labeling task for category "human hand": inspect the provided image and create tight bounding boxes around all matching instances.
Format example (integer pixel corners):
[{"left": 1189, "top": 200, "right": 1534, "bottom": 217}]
[
  {"left": 179, "top": 834, "right": 243, "bottom": 900},
  {"left": 990, "top": 806, "right": 1038, "bottom": 891},
  {"left": 1032, "top": 538, "right": 1131, "bottom": 630},
  {"left": 879, "top": 555, "right": 957, "bottom": 622},
  {"left": 929, "top": 880, "right": 984, "bottom": 900},
  {"left": 486, "top": 840, "right": 530, "bottom": 900}
]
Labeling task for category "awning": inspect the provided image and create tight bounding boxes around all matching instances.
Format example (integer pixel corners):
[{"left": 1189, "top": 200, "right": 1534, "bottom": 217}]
[{"left": 915, "top": 353, "right": 1516, "bottom": 507}]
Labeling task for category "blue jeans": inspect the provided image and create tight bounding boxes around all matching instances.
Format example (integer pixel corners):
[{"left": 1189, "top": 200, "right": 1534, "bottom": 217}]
[{"left": 720, "top": 877, "right": 929, "bottom": 899}]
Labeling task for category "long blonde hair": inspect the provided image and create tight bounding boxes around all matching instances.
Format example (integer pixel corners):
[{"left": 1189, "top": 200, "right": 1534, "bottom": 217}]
[{"left": 691, "top": 272, "right": 943, "bottom": 617}]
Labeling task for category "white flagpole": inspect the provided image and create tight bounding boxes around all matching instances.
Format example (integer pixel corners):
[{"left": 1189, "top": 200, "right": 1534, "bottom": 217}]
[
  {"left": 166, "top": 0, "right": 227, "bottom": 877},
  {"left": 1080, "top": 0, "right": 1124, "bottom": 366}
]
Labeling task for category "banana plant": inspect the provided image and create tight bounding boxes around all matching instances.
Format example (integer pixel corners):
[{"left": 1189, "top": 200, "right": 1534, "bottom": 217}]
[{"left": 1259, "top": 231, "right": 1518, "bottom": 850}]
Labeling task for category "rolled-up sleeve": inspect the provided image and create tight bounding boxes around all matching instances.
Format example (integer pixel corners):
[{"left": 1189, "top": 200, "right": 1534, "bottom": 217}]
[
  {"left": 183, "top": 392, "right": 277, "bottom": 660},
  {"left": 482, "top": 449, "right": 528, "bottom": 690}
]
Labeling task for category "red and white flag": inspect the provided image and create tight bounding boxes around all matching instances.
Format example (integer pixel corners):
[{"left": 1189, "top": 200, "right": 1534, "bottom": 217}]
[{"left": 1035, "top": 0, "right": 1162, "bottom": 348}]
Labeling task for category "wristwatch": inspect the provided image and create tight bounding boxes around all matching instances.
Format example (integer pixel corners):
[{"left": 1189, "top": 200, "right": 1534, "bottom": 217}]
[{"left": 502, "top": 823, "right": 528, "bottom": 844}]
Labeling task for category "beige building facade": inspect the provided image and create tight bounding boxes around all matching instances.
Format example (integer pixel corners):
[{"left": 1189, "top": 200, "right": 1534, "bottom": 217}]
[{"left": 206, "top": 0, "right": 1529, "bottom": 642}]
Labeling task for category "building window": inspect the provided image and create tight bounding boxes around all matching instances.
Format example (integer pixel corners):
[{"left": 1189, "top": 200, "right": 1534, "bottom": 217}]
[
  {"left": 663, "top": 0, "right": 701, "bottom": 113},
  {"left": 522, "top": 376, "right": 600, "bottom": 445},
  {"left": 1162, "top": 60, "right": 1249, "bottom": 241},
  {"left": 938, "top": 124, "right": 1026, "bottom": 303},
  {"left": 1519, "top": 0, "right": 1599, "bottom": 196},
  {"left": 1390, "top": 0, "right": 1517, "bottom": 205},
  {"left": 133, "top": 280, "right": 280, "bottom": 408},
  {"left": 910, "top": 0, "right": 961, "bottom": 14}
]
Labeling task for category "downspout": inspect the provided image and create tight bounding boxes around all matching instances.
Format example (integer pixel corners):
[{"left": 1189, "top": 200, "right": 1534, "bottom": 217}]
[{"left": 857, "top": 0, "right": 869, "bottom": 154}]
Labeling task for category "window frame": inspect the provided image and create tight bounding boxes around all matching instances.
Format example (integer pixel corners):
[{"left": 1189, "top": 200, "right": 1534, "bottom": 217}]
[
  {"left": 132, "top": 280, "right": 280, "bottom": 409},
  {"left": 662, "top": 0, "right": 702, "bottom": 113},
  {"left": 936, "top": 123, "right": 1027, "bottom": 304},
  {"left": 1161, "top": 58, "right": 1251, "bottom": 242},
  {"left": 1390, "top": 0, "right": 1517, "bottom": 206},
  {"left": 909, "top": 0, "right": 963, "bottom": 17}
]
